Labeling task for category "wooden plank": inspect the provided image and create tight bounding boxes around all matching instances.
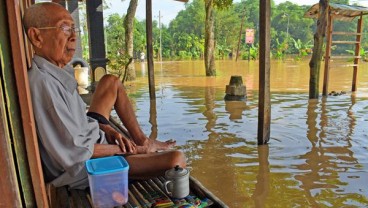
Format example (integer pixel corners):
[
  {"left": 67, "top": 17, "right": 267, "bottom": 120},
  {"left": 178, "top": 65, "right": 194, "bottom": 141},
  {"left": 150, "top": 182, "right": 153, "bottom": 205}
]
[
  {"left": 323, "top": 12, "right": 333, "bottom": 96},
  {"left": 56, "top": 186, "right": 71, "bottom": 208},
  {"left": 0, "top": 60, "right": 22, "bottom": 207},
  {"left": 76, "top": 190, "right": 93, "bottom": 208},
  {"left": 332, "top": 31, "right": 362, "bottom": 36},
  {"left": 330, "top": 55, "right": 361, "bottom": 59},
  {"left": 352, "top": 14, "right": 363, "bottom": 92},
  {"left": 330, "top": 64, "right": 359, "bottom": 67},
  {"left": 189, "top": 176, "right": 229, "bottom": 208},
  {"left": 1, "top": 0, "right": 35, "bottom": 206},
  {"left": 331, "top": 40, "right": 360, "bottom": 44},
  {"left": 257, "top": 0, "right": 271, "bottom": 145},
  {"left": 6, "top": 0, "right": 48, "bottom": 207}
]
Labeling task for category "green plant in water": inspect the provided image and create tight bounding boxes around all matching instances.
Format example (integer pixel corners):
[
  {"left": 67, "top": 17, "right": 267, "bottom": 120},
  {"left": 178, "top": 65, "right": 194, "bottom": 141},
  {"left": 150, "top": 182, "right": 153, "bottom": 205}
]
[
  {"left": 107, "top": 50, "right": 132, "bottom": 81},
  {"left": 292, "top": 38, "right": 313, "bottom": 61},
  {"left": 242, "top": 44, "right": 259, "bottom": 60},
  {"left": 346, "top": 48, "right": 368, "bottom": 62},
  {"left": 273, "top": 38, "right": 289, "bottom": 60}
]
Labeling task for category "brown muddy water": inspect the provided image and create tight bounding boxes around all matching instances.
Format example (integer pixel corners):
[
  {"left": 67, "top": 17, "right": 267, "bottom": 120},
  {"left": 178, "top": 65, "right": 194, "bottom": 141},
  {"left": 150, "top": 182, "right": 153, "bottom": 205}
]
[{"left": 114, "top": 58, "right": 368, "bottom": 207}]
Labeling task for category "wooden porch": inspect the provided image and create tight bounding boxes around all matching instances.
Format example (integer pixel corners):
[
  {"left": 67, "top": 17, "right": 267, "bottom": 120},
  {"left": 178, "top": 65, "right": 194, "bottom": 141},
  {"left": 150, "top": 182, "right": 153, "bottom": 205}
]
[
  {"left": 0, "top": 0, "right": 271, "bottom": 207},
  {"left": 48, "top": 172, "right": 226, "bottom": 208}
]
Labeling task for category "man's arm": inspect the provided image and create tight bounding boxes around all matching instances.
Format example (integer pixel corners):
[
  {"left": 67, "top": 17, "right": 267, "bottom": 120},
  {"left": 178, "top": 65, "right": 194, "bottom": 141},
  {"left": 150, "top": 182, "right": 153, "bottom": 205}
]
[
  {"left": 92, "top": 144, "right": 124, "bottom": 158},
  {"left": 99, "top": 123, "right": 137, "bottom": 153}
]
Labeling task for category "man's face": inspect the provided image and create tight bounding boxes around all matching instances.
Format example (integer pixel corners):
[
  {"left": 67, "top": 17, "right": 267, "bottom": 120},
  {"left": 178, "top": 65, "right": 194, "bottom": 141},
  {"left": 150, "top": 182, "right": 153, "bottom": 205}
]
[{"left": 37, "top": 6, "right": 76, "bottom": 68}]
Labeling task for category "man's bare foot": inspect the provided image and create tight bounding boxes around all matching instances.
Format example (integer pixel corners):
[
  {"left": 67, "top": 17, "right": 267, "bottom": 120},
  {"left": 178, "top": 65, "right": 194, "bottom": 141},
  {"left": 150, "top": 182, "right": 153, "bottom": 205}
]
[{"left": 140, "top": 139, "right": 176, "bottom": 153}]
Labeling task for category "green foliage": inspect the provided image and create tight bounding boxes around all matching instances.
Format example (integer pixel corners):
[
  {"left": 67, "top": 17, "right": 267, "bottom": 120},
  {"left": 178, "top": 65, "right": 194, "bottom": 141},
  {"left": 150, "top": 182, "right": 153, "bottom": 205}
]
[
  {"left": 241, "top": 44, "right": 259, "bottom": 60},
  {"left": 101, "top": 0, "right": 364, "bottom": 63},
  {"left": 177, "top": 51, "right": 193, "bottom": 60},
  {"left": 273, "top": 38, "right": 289, "bottom": 60},
  {"left": 292, "top": 38, "right": 313, "bottom": 61},
  {"left": 107, "top": 52, "right": 131, "bottom": 80},
  {"left": 346, "top": 48, "right": 368, "bottom": 62}
]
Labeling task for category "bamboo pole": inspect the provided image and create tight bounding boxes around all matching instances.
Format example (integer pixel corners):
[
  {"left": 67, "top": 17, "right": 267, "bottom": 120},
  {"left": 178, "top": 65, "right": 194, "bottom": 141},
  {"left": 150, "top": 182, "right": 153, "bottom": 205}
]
[
  {"left": 257, "top": 0, "right": 271, "bottom": 145},
  {"left": 352, "top": 14, "right": 363, "bottom": 92},
  {"left": 309, "top": 0, "right": 329, "bottom": 99}
]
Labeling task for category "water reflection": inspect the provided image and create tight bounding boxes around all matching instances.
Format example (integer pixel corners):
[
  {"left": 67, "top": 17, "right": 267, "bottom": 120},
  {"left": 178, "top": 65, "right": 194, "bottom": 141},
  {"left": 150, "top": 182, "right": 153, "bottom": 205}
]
[
  {"left": 295, "top": 95, "right": 363, "bottom": 207},
  {"left": 225, "top": 101, "right": 249, "bottom": 120},
  {"left": 149, "top": 99, "right": 158, "bottom": 139},
  {"left": 252, "top": 145, "right": 270, "bottom": 208},
  {"left": 120, "top": 59, "right": 368, "bottom": 207}
]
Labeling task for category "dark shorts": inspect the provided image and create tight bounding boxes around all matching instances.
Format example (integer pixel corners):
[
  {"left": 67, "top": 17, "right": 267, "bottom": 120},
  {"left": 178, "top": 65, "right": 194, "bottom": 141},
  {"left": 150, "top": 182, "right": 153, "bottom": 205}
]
[{"left": 86, "top": 112, "right": 110, "bottom": 125}]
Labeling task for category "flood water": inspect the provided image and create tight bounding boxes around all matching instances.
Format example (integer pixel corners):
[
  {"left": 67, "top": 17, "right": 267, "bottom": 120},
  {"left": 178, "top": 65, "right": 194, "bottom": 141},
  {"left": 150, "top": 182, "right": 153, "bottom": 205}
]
[{"left": 116, "top": 58, "right": 368, "bottom": 207}]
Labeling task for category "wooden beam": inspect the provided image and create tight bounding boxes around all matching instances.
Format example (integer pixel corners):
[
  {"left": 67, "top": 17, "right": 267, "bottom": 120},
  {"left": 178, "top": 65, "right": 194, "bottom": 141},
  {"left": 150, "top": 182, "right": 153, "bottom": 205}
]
[
  {"left": 146, "top": 0, "right": 156, "bottom": 100},
  {"left": 257, "top": 0, "right": 271, "bottom": 145},
  {"left": 332, "top": 32, "right": 362, "bottom": 36},
  {"left": 331, "top": 40, "right": 360, "bottom": 44},
  {"left": 352, "top": 14, "right": 363, "bottom": 92},
  {"left": 6, "top": 0, "right": 49, "bottom": 207},
  {"left": 323, "top": 12, "right": 333, "bottom": 96}
]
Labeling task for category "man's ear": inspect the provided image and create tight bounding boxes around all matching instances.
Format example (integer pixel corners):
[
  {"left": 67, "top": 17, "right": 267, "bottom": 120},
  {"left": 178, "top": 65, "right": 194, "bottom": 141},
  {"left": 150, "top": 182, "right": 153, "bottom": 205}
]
[{"left": 27, "top": 27, "right": 43, "bottom": 49}]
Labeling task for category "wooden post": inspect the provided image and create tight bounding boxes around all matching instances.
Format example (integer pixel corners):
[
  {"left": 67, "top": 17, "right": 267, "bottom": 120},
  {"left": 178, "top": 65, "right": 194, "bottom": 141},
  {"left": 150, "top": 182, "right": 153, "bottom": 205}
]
[
  {"left": 257, "top": 0, "right": 271, "bottom": 145},
  {"left": 322, "top": 12, "right": 333, "bottom": 96},
  {"left": 146, "top": 0, "right": 156, "bottom": 100},
  {"left": 309, "top": 0, "right": 329, "bottom": 99},
  {"left": 352, "top": 14, "right": 363, "bottom": 92},
  {"left": 67, "top": 0, "right": 83, "bottom": 59},
  {"left": 86, "top": 0, "right": 108, "bottom": 83}
]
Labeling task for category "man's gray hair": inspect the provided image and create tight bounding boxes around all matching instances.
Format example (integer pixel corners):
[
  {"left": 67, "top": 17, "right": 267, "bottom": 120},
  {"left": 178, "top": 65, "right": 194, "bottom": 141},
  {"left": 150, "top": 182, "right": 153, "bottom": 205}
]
[{"left": 23, "top": 2, "right": 63, "bottom": 32}]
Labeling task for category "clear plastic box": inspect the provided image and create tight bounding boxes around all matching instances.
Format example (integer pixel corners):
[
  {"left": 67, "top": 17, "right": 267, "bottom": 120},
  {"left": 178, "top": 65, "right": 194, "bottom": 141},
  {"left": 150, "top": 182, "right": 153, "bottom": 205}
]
[{"left": 85, "top": 156, "right": 129, "bottom": 208}]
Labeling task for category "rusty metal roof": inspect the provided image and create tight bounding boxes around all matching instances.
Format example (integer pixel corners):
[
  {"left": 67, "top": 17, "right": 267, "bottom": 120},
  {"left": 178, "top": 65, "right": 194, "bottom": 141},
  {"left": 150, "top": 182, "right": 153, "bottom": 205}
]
[{"left": 304, "top": 3, "right": 368, "bottom": 21}]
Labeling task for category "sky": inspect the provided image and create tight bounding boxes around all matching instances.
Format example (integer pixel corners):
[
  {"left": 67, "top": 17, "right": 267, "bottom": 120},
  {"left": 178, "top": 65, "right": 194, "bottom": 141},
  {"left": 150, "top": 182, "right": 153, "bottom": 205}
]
[{"left": 104, "top": 0, "right": 368, "bottom": 26}]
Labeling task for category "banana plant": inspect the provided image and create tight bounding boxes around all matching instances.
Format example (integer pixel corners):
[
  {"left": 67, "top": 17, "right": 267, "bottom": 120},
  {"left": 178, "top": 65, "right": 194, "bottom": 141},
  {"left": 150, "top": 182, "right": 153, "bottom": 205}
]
[
  {"left": 273, "top": 38, "right": 289, "bottom": 60},
  {"left": 292, "top": 38, "right": 313, "bottom": 61},
  {"left": 346, "top": 48, "right": 368, "bottom": 62}
]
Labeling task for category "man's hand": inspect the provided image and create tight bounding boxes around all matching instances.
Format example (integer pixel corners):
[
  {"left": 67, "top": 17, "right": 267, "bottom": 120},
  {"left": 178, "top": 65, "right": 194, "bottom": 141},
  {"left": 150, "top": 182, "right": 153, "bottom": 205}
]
[{"left": 99, "top": 124, "right": 136, "bottom": 154}]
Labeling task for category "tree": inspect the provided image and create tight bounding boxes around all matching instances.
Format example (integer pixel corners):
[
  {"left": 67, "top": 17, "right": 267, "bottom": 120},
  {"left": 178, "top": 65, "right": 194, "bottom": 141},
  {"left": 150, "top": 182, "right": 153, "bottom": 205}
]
[
  {"left": 204, "top": 0, "right": 232, "bottom": 76},
  {"left": 309, "top": 0, "right": 329, "bottom": 99},
  {"left": 123, "top": 0, "right": 138, "bottom": 81}
]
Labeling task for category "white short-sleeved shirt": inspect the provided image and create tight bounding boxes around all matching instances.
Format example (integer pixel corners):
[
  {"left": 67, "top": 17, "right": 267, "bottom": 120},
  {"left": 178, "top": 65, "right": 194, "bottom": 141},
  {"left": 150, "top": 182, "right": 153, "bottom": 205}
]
[{"left": 28, "top": 55, "right": 105, "bottom": 189}]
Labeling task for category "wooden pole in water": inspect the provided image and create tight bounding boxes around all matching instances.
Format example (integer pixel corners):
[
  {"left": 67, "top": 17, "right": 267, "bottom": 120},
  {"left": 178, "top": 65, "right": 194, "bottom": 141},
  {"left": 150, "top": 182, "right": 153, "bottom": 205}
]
[
  {"left": 322, "top": 12, "right": 333, "bottom": 96},
  {"left": 257, "top": 0, "right": 271, "bottom": 145},
  {"left": 309, "top": 0, "right": 329, "bottom": 99},
  {"left": 352, "top": 14, "right": 363, "bottom": 92},
  {"left": 235, "top": 9, "right": 246, "bottom": 62},
  {"left": 146, "top": 0, "right": 156, "bottom": 100}
]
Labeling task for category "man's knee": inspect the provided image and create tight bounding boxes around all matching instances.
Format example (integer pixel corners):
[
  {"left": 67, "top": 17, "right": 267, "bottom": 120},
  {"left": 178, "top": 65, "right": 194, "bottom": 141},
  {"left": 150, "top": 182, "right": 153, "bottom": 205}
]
[
  {"left": 99, "top": 74, "right": 121, "bottom": 87},
  {"left": 168, "top": 150, "right": 186, "bottom": 168}
]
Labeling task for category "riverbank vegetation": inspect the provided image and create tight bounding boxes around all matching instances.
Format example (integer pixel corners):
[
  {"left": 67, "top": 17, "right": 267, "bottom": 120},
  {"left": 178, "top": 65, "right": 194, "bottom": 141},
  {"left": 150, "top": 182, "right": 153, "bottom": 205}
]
[{"left": 102, "top": 0, "right": 366, "bottom": 62}]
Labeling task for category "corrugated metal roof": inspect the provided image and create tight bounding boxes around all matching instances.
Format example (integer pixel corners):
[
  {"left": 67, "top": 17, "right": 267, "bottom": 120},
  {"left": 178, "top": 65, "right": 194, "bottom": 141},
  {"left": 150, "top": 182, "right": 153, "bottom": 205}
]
[{"left": 304, "top": 3, "right": 368, "bottom": 21}]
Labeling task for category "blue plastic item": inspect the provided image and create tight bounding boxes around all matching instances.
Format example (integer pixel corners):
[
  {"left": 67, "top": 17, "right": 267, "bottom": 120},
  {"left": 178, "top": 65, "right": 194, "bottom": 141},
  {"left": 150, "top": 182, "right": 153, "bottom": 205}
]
[
  {"left": 85, "top": 156, "right": 130, "bottom": 207},
  {"left": 86, "top": 156, "right": 129, "bottom": 175}
]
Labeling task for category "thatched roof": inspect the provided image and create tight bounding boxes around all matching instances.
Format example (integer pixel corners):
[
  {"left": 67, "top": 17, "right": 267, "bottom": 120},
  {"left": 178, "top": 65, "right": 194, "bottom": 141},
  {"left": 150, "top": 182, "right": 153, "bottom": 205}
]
[{"left": 304, "top": 3, "right": 368, "bottom": 21}]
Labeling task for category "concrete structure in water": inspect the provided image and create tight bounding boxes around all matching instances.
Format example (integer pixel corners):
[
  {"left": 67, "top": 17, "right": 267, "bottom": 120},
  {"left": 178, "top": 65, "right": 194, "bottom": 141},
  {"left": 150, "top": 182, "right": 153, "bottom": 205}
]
[{"left": 224, "top": 75, "right": 247, "bottom": 101}]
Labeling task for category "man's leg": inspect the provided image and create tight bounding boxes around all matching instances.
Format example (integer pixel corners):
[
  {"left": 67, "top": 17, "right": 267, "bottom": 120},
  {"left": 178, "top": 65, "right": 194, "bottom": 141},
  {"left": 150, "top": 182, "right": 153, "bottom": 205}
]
[
  {"left": 125, "top": 150, "right": 186, "bottom": 179},
  {"left": 88, "top": 75, "right": 175, "bottom": 151}
]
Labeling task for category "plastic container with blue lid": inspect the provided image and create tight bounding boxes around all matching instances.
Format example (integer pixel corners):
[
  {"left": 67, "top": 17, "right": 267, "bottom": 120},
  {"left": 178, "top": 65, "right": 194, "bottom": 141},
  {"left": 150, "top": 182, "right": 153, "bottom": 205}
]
[{"left": 85, "top": 156, "right": 129, "bottom": 208}]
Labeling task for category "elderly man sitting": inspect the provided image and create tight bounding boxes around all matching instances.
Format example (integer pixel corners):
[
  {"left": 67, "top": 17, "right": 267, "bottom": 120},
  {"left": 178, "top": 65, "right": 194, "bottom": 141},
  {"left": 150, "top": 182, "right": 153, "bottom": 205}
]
[{"left": 23, "top": 2, "right": 186, "bottom": 189}]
